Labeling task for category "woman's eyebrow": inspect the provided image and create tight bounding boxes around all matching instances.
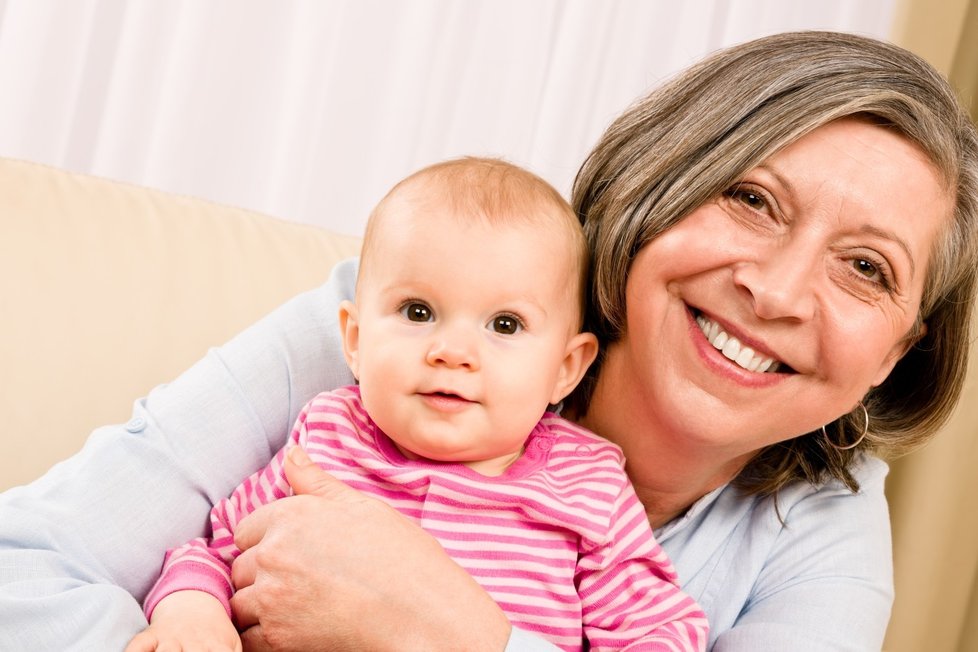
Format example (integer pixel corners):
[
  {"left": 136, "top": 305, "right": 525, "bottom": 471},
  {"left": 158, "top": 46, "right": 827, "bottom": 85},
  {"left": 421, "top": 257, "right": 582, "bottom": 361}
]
[{"left": 755, "top": 164, "right": 797, "bottom": 198}]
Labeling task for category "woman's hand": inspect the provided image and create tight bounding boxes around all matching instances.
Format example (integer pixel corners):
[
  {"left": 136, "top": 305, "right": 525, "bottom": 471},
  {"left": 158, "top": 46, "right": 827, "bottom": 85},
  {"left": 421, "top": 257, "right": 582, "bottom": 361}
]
[
  {"left": 230, "top": 447, "right": 512, "bottom": 651},
  {"left": 125, "top": 590, "right": 242, "bottom": 652}
]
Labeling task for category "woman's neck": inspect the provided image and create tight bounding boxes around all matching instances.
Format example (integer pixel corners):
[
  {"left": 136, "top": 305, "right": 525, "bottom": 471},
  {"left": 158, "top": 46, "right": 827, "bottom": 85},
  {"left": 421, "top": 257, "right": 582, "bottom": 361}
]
[
  {"left": 572, "top": 387, "right": 755, "bottom": 530},
  {"left": 627, "top": 454, "right": 750, "bottom": 529}
]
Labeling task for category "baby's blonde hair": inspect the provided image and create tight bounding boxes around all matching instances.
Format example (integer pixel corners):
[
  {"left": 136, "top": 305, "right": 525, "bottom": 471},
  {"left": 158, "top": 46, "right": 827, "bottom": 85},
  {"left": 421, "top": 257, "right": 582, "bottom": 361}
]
[{"left": 360, "top": 157, "right": 590, "bottom": 326}]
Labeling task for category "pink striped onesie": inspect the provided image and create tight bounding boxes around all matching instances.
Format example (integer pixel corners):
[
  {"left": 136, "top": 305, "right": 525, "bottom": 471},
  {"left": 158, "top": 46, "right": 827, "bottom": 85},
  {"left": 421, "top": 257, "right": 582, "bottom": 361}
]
[{"left": 144, "top": 385, "right": 707, "bottom": 651}]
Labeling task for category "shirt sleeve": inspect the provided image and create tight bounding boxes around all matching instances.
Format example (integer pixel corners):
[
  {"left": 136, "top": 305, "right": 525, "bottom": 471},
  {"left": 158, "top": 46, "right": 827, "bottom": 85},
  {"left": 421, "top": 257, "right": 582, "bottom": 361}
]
[
  {"left": 578, "top": 477, "right": 708, "bottom": 651},
  {"left": 0, "top": 259, "right": 358, "bottom": 651},
  {"left": 713, "top": 462, "right": 894, "bottom": 651},
  {"left": 142, "top": 420, "right": 309, "bottom": 620}
]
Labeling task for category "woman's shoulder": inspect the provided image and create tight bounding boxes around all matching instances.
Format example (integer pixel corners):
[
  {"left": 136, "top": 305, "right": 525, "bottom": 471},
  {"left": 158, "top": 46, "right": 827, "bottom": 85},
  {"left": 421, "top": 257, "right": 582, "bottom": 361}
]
[
  {"left": 743, "top": 453, "right": 892, "bottom": 594},
  {"left": 665, "top": 455, "right": 893, "bottom": 647},
  {"left": 720, "top": 453, "right": 892, "bottom": 544},
  {"left": 778, "top": 452, "right": 889, "bottom": 510},
  {"left": 664, "top": 453, "right": 892, "bottom": 587}
]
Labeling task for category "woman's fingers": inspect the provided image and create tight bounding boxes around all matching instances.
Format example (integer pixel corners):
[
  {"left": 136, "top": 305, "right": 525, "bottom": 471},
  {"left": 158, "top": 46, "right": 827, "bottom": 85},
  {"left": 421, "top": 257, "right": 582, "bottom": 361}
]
[
  {"left": 282, "top": 445, "right": 360, "bottom": 498},
  {"left": 229, "top": 446, "right": 511, "bottom": 650},
  {"left": 238, "top": 624, "right": 273, "bottom": 652},
  {"left": 233, "top": 447, "right": 354, "bottom": 555},
  {"left": 229, "top": 558, "right": 258, "bottom": 630}
]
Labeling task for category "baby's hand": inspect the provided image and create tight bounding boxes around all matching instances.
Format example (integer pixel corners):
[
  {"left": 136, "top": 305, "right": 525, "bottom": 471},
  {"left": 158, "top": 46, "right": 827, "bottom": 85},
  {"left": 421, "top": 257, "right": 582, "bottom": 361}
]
[{"left": 125, "top": 590, "right": 242, "bottom": 652}]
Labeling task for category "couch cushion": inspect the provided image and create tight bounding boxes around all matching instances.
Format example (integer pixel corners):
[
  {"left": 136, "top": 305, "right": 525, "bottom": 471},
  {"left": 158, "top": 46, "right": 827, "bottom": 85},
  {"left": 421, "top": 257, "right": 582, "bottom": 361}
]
[{"left": 0, "top": 158, "right": 361, "bottom": 490}]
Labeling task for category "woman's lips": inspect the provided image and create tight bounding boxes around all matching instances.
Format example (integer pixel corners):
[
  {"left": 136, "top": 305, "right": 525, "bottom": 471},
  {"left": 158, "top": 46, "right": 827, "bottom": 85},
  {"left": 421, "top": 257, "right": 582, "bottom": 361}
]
[{"left": 691, "top": 309, "right": 796, "bottom": 375}]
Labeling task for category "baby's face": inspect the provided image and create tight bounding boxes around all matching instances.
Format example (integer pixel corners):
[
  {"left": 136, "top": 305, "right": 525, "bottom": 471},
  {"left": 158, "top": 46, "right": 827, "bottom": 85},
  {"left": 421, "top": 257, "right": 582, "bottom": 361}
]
[{"left": 346, "top": 197, "right": 592, "bottom": 476}]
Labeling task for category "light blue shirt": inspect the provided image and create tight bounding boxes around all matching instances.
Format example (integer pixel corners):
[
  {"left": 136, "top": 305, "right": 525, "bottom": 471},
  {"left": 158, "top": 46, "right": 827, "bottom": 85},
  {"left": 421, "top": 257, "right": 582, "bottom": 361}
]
[{"left": 0, "top": 259, "right": 892, "bottom": 651}]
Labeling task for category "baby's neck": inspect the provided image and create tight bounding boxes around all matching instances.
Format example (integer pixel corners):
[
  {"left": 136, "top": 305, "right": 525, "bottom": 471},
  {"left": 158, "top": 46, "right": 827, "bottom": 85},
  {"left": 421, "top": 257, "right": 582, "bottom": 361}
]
[
  {"left": 463, "top": 448, "right": 524, "bottom": 477},
  {"left": 393, "top": 440, "right": 524, "bottom": 477}
]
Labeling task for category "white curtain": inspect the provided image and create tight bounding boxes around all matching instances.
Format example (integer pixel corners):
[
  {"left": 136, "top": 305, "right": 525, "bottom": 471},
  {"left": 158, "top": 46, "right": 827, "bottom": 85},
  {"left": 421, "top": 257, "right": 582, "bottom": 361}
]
[{"left": 0, "top": 0, "right": 896, "bottom": 237}]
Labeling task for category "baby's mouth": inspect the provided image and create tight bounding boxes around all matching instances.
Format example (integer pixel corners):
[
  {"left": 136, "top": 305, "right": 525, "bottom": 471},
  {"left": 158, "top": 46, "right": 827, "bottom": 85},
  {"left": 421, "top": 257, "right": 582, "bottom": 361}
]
[
  {"left": 423, "top": 390, "right": 475, "bottom": 403},
  {"left": 431, "top": 391, "right": 463, "bottom": 400},
  {"left": 694, "top": 312, "right": 793, "bottom": 374}
]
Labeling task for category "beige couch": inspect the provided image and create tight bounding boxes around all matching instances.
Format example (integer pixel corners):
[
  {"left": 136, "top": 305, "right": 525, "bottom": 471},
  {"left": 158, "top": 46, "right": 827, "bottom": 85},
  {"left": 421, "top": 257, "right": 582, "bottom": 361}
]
[
  {"left": 0, "top": 157, "right": 361, "bottom": 491},
  {"left": 2, "top": 156, "right": 976, "bottom": 650}
]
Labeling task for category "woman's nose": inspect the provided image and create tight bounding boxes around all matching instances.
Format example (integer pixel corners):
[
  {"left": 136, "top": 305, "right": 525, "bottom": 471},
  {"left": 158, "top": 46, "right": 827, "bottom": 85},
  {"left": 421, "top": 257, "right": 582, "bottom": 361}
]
[
  {"left": 425, "top": 327, "right": 480, "bottom": 370},
  {"left": 731, "top": 240, "right": 818, "bottom": 322}
]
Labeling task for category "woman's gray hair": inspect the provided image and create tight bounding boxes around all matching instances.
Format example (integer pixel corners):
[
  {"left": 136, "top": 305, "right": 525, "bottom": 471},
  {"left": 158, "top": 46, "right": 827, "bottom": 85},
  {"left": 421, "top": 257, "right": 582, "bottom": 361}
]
[{"left": 570, "top": 30, "right": 978, "bottom": 495}]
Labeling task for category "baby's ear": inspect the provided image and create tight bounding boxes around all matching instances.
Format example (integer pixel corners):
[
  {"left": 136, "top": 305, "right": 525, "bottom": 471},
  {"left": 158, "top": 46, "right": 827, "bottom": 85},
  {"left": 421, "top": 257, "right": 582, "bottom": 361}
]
[
  {"left": 338, "top": 300, "right": 361, "bottom": 379},
  {"left": 549, "top": 332, "right": 599, "bottom": 405}
]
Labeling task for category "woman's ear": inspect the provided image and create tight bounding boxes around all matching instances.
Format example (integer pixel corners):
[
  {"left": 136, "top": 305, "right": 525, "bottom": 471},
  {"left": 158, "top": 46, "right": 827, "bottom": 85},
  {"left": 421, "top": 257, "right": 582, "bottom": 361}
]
[
  {"left": 338, "top": 300, "right": 361, "bottom": 379},
  {"left": 549, "top": 332, "right": 599, "bottom": 405}
]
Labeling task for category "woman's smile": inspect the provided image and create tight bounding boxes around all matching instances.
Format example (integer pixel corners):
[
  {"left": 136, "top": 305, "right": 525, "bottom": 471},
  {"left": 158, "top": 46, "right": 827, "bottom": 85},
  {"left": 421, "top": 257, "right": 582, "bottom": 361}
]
[
  {"left": 692, "top": 309, "right": 786, "bottom": 374},
  {"left": 684, "top": 306, "right": 791, "bottom": 390}
]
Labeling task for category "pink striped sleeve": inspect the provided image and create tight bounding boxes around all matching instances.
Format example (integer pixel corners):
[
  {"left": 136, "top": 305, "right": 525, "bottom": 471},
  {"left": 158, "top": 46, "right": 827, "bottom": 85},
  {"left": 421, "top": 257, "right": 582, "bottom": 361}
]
[
  {"left": 577, "top": 478, "right": 709, "bottom": 652},
  {"left": 142, "top": 407, "right": 309, "bottom": 620}
]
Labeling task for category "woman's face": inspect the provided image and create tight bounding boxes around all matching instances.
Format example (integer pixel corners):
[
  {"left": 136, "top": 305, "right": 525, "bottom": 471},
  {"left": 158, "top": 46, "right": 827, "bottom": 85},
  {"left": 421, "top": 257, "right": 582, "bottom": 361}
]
[{"left": 590, "top": 118, "right": 951, "bottom": 464}]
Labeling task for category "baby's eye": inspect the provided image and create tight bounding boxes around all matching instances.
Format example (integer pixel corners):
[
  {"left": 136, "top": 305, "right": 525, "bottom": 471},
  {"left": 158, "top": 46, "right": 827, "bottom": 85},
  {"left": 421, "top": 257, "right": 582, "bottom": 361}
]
[
  {"left": 401, "top": 302, "right": 433, "bottom": 322},
  {"left": 489, "top": 314, "right": 522, "bottom": 335}
]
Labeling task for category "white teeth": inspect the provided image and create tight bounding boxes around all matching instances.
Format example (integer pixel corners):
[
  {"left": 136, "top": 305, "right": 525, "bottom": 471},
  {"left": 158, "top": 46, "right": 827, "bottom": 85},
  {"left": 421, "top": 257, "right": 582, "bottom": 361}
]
[
  {"left": 721, "top": 338, "right": 740, "bottom": 360},
  {"left": 706, "top": 320, "right": 720, "bottom": 341},
  {"left": 695, "top": 314, "right": 780, "bottom": 373},
  {"left": 735, "top": 348, "right": 754, "bottom": 369},
  {"left": 714, "top": 331, "right": 728, "bottom": 349}
]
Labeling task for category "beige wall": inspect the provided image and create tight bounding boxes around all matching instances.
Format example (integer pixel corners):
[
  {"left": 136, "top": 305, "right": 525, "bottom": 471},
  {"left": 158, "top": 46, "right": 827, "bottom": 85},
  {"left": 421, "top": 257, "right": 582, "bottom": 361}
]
[
  {"left": 891, "top": 0, "right": 978, "bottom": 118},
  {"left": 886, "top": 2, "right": 978, "bottom": 650}
]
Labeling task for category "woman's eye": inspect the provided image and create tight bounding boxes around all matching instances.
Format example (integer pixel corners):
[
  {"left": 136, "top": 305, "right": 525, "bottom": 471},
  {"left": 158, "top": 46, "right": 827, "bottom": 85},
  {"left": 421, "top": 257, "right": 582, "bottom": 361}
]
[
  {"left": 731, "top": 188, "right": 767, "bottom": 211},
  {"left": 401, "top": 302, "right": 433, "bottom": 322},
  {"left": 489, "top": 315, "right": 521, "bottom": 335},
  {"left": 853, "top": 259, "right": 879, "bottom": 279},
  {"left": 845, "top": 255, "right": 894, "bottom": 293}
]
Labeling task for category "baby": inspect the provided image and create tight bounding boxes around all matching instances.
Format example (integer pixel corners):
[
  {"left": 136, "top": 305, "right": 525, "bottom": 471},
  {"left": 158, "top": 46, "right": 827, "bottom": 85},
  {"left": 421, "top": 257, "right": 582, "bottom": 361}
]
[{"left": 130, "top": 157, "right": 707, "bottom": 651}]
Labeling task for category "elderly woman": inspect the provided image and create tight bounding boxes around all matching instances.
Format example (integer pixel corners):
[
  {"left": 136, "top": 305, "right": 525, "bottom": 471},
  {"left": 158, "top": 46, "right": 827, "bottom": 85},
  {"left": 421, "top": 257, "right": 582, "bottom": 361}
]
[{"left": 2, "top": 31, "right": 977, "bottom": 651}]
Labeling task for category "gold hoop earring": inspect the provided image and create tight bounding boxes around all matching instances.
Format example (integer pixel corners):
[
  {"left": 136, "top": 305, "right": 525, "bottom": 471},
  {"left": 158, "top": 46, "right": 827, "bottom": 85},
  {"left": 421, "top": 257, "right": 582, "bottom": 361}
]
[{"left": 822, "top": 402, "right": 869, "bottom": 451}]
